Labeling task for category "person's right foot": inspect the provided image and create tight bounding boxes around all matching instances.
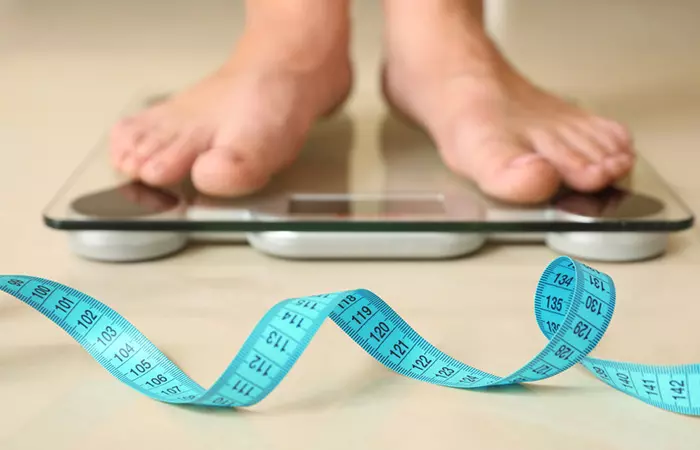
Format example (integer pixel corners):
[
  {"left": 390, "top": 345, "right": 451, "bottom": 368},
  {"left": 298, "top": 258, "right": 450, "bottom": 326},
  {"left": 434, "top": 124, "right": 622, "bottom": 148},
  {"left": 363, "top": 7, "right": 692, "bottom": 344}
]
[{"left": 110, "top": 0, "right": 352, "bottom": 197}]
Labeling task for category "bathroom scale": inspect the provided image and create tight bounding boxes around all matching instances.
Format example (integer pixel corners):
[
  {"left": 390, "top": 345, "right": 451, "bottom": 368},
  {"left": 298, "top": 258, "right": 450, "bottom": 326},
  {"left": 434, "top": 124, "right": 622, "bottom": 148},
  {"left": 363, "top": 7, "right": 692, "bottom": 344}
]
[{"left": 43, "top": 94, "right": 695, "bottom": 262}]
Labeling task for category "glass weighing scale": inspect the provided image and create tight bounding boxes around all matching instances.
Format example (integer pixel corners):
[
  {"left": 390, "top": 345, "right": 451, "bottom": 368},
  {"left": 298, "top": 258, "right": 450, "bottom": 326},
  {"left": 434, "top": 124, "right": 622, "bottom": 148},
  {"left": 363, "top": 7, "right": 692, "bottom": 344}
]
[{"left": 43, "top": 94, "right": 695, "bottom": 262}]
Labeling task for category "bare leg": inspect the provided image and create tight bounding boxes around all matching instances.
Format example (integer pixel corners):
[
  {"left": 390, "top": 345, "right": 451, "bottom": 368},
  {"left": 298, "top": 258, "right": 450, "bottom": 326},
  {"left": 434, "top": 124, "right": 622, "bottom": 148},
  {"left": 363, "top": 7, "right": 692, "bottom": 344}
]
[
  {"left": 110, "top": 0, "right": 352, "bottom": 196},
  {"left": 382, "top": 0, "right": 634, "bottom": 203}
]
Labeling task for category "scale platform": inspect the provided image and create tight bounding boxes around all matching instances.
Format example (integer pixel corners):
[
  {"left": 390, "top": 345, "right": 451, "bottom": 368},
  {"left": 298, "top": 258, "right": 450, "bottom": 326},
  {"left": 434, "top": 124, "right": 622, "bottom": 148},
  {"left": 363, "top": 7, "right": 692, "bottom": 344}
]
[{"left": 43, "top": 95, "right": 695, "bottom": 262}]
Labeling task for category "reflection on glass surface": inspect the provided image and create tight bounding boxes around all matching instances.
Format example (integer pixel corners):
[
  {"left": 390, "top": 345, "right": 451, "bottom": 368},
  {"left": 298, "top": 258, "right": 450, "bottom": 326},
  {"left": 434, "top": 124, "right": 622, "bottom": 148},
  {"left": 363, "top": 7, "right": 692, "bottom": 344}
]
[
  {"left": 553, "top": 187, "right": 665, "bottom": 220},
  {"left": 287, "top": 195, "right": 446, "bottom": 217},
  {"left": 43, "top": 95, "right": 694, "bottom": 232},
  {"left": 71, "top": 182, "right": 181, "bottom": 218}
]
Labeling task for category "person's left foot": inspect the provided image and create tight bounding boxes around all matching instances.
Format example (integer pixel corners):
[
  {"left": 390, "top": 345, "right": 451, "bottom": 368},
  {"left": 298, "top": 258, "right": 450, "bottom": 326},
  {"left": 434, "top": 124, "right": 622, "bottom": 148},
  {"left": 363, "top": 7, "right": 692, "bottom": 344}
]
[{"left": 382, "top": 0, "right": 635, "bottom": 204}]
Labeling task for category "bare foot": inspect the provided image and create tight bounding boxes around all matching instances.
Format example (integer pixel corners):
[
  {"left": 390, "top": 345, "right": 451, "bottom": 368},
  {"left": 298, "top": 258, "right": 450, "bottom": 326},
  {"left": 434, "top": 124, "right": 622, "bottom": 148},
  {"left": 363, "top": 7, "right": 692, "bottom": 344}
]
[
  {"left": 382, "top": 0, "right": 635, "bottom": 204},
  {"left": 110, "top": 0, "right": 352, "bottom": 196}
]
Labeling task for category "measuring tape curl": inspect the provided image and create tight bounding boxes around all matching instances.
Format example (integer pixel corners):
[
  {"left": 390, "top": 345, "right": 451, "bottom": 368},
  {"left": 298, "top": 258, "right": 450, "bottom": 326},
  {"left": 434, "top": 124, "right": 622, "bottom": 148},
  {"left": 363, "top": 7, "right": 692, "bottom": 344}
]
[{"left": 1, "top": 256, "right": 699, "bottom": 415}]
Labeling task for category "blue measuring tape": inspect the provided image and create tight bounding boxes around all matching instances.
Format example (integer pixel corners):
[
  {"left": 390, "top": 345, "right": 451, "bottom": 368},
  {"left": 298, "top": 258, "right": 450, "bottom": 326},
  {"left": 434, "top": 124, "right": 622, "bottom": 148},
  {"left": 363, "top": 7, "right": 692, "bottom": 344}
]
[{"left": 1, "top": 256, "right": 698, "bottom": 415}]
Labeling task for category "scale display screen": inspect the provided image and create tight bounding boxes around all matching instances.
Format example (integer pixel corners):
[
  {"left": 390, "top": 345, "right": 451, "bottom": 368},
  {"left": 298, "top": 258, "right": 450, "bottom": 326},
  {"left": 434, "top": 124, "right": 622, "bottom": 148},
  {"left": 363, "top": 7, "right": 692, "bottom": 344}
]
[{"left": 288, "top": 197, "right": 446, "bottom": 216}]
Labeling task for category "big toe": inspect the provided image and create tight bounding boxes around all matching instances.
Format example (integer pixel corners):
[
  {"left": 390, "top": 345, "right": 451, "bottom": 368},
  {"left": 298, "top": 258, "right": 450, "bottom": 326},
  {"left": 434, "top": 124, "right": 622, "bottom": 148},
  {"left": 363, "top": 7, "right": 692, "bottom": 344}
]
[
  {"left": 191, "top": 146, "right": 276, "bottom": 197},
  {"left": 443, "top": 135, "right": 561, "bottom": 204},
  {"left": 190, "top": 113, "right": 309, "bottom": 197}
]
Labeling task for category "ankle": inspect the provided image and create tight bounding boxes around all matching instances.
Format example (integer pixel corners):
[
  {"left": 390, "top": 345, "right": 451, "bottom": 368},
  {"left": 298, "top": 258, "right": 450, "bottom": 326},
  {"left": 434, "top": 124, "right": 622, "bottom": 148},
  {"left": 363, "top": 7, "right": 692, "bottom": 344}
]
[
  {"left": 383, "top": 0, "right": 485, "bottom": 35},
  {"left": 241, "top": 0, "right": 351, "bottom": 73},
  {"left": 385, "top": 3, "right": 507, "bottom": 78}
]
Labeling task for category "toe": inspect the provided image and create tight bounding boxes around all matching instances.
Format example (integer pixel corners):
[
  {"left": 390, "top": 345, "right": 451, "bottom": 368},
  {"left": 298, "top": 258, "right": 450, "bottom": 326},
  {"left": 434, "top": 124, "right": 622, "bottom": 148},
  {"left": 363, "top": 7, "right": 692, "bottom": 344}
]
[
  {"left": 570, "top": 117, "right": 636, "bottom": 181},
  {"left": 485, "top": 151, "right": 561, "bottom": 204},
  {"left": 594, "top": 118, "right": 634, "bottom": 152},
  {"left": 529, "top": 129, "right": 610, "bottom": 193},
  {"left": 191, "top": 146, "right": 274, "bottom": 197},
  {"left": 139, "top": 130, "right": 206, "bottom": 186},
  {"left": 190, "top": 113, "right": 309, "bottom": 197},
  {"left": 577, "top": 117, "right": 634, "bottom": 156},
  {"left": 443, "top": 133, "right": 561, "bottom": 204},
  {"left": 575, "top": 121, "right": 617, "bottom": 154},
  {"left": 134, "top": 127, "right": 177, "bottom": 163},
  {"left": 557, "top": 125, "right": 607, "bottom": 164},
  {"left": 110, "top": 116, "right": 150, "bottom": 177},
  {"left": 602, "top": 152, "right": 634, "bottom": 179},
  {"left": 109, "top": 117, "right": 141, "bottom": 166}
]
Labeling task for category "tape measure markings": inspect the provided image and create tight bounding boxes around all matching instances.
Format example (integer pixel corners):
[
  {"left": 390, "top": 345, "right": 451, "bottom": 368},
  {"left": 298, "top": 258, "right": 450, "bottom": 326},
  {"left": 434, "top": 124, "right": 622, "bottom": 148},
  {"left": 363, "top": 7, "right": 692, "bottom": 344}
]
[{"left": 1, "top": 256, "right": 699, "bottom": 415}]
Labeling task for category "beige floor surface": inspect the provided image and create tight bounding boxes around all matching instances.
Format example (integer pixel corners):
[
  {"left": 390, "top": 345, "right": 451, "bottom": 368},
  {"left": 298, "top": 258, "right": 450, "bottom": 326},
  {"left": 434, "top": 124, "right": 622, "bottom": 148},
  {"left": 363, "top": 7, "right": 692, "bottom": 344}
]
[{"left": 1, "top": 1, "right": 699, "bottom": 449}]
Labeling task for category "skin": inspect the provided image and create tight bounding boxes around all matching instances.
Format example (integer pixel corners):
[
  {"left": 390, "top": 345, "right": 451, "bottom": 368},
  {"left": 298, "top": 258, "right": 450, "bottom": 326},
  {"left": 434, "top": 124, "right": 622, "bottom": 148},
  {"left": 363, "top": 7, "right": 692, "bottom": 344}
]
[{"left": 110, "top": 0, "right": 635, "bottom": 204}]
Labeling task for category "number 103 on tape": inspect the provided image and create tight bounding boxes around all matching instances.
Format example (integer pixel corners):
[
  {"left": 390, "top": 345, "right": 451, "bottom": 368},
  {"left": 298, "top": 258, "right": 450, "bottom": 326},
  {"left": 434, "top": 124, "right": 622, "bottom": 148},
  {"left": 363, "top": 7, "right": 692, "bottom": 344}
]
[{"left": 1, "top": 257, "right": 699, "bottom": 415}]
